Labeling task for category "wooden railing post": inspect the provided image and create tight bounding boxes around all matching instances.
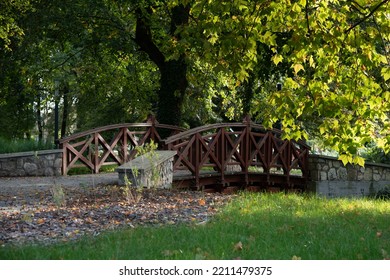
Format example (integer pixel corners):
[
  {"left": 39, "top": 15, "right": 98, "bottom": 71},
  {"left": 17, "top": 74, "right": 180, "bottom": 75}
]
[{"left": 122, "top": 127, "right": 128, "bottom": 163}]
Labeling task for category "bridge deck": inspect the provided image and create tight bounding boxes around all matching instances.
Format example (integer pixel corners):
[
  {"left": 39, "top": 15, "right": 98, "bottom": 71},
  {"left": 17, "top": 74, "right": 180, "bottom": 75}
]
[{"left": 173, "top": 170, "right": 307, "bottom": 191}]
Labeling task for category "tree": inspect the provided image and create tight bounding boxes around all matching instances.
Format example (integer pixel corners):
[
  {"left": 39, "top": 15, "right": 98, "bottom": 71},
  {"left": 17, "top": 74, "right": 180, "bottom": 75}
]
[{"left": 1, "top": 0, "right": 388, "bottom": 166}]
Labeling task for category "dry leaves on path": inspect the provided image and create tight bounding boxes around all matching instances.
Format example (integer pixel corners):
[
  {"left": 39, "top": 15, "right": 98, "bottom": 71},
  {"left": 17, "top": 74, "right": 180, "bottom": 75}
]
[{"left": 0, "top": 185, "right": 233, "bottom": 247}]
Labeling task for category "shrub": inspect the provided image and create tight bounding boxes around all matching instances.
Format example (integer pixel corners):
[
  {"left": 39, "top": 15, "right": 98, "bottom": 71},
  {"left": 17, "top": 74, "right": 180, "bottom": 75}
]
[
  {"left": 0, "top": 137, "right": 54, "bottom": 154},
  {"left": 375, "top": 187, "right": 390, "bottom": 200}
]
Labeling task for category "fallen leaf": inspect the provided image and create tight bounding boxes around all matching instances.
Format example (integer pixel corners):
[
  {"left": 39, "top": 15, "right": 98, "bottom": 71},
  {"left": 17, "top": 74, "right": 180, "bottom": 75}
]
[
  {"left": 377, "top": 232, "right": 383, "bottom": 238},
  {"left": 198, "top": 199, "right": 206, "bottom": 206},
  {"left": 234, "top": 241, "right": 243, "bottom": 251}
]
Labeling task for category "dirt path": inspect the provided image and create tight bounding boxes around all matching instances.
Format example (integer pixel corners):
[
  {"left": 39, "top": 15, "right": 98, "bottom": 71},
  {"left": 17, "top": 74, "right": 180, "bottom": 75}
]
[{"left": 0, "top": 173, "right": 118, "bottom": 194}]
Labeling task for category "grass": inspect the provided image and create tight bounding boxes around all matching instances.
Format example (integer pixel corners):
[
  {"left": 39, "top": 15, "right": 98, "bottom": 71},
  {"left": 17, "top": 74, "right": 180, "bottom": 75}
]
[
  {"left": 67, "top": 164, "right": 118, "bottom": 175},
  {"left": 1, "top": 193, "right": 389, "bottom": 260},
  {"left": 0, "top": 137, "right": 54, "bottom": 154}
]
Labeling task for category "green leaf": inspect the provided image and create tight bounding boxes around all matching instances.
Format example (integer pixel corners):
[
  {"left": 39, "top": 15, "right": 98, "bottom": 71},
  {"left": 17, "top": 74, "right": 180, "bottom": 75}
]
[
  {"left": 293, "top": 63, "right": 304, "bottom": 74},
  {"left": 353, "top": 156, "right": 365, "bottom": 167},
  {"left": 381, "top": 67, "right": 390, "bottom": 81},
  {"left": 292, "top": 3, "right": 301, "bottom": 13},
  {"left": 272, "top": 54, "right": 283, "bottom": 65},
  {"left": 339, "top": 154, "right": 352, "bottom": 166}
]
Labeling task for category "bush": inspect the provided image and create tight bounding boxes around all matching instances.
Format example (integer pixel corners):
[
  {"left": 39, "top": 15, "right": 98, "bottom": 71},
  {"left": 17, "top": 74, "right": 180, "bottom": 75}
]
[
  {"left": 0, "top": 137, "right": 54, "bottom": 154},
  {"left": 375, "top": 187, "right": 390, "bottom": 200},
  {"left": 362, "top": 144, "right": 390, "bottom": 164}
]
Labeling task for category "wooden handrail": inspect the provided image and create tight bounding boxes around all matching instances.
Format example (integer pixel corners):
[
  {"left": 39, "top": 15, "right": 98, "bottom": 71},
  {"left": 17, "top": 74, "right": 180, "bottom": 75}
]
[
  {"left": 59, "top": 122, "right": 184, "bottom": 144},
  {"left": 60, "top": 116, "right": 184, "bottom": 175}
]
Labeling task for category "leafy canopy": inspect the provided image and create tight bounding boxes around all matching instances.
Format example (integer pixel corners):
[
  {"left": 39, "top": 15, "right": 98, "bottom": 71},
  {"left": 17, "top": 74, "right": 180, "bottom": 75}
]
[
  {"left": 183, "top": 0, "right": 389, "bottom": 165},
  {"left": 1, "top": 0, "right": 389, "bottom": 166}
]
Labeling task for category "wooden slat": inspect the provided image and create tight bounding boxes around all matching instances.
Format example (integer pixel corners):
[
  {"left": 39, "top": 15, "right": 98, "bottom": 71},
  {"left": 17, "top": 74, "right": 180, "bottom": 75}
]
[{"left": 60, "top": 116, "right": 311, "bottom": 191}]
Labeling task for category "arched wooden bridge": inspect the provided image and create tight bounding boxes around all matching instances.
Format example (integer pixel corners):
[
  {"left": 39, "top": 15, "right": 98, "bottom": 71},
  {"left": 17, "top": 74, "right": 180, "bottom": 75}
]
[{"left": 59, "top": 116, "right": 310, "bottom": 191}]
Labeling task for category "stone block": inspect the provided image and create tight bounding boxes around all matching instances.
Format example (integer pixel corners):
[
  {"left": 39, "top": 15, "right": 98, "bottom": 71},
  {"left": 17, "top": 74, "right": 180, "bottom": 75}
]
[
  {"left": 347, "top": 166, "right": 358, "bottom": 180},
  {"left": 117, "top": 150, "right": 177, "bottom": 189},
  {"left": 44, "top": 167, "right": 55, "bottom": 176},
  {"left": 338, "top": 167, "right": 348, "bottom": 180},
  {"left": 2, "top": 160, "right": 17, "bottom": 171},
  {"left": 24, "top": 162, "right": 38, "bottom": 175},
  {"left": 17, "top": 158, "right": 24, "bottom": 168},
  {"left": 363, "top": 168, "right": 373, "bottom": 181},
  {"left": 54, "top": 158, "right": 62, "bottom": 168},
  {"left": 373, "top": 173, "right": 381, "bottom": 181},
  {"left": 321, "top": 164, "right": 329, "bottom": 172},
  {"left": 332, "top": 161, "right": 341, "bottom": 168},
  {"left": 320, "top": 171, "right": 328, "bottom": 181},
  {"left": 328, "top": 168, "right": 337, "bottom": 180},
  {"left": 45, "top": 154, "right": 55, "bottom": 161}
]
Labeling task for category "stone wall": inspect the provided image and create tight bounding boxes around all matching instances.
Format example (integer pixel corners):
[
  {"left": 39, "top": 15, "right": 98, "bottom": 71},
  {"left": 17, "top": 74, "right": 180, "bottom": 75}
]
[
  {"left": 116, "top": 151, "right": 177, "bottom": 189},
  {"left": 0, "top": 150, "right": 62, "bottom": 177},
  {"left": 308, "top": 154, "right": 390, "bottom": 198}
]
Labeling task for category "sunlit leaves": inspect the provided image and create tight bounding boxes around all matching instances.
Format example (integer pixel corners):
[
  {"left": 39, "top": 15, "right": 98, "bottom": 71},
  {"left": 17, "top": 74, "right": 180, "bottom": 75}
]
[
  {"left": 0, "top": 0, "right": 32, "bottom": 50},
  {"left": 272, "top": 54, "right": 283, "bottom": 65},
  {"left": 244, "top": 0, "right": 390, "bottom": 165},
  {"left": 382, "top": 67, "right": 390, "bottom": 81},
  {"left": 292, "top": 63, "right": 304, "bottom": 75}
]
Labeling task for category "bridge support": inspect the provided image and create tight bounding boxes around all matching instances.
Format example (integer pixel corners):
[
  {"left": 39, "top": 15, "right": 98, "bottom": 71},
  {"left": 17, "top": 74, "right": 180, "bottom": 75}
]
[{"left": 116, "top": 150, "right": 177, "bottom": 189}]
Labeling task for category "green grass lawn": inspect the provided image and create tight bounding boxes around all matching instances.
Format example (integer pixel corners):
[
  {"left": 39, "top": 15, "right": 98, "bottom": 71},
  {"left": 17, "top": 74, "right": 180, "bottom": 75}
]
[{"left": 1, "top": 192, "right": 389, "bottom": 260}]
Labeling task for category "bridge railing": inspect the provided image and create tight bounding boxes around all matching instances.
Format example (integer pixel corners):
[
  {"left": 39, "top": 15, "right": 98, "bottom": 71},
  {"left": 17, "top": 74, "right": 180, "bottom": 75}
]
[
  {"left": 59, "top": 116, "right": 184, "bottom": 175},
  {"left": 163, "top": 117, "right": 311, "bottom": 188}
]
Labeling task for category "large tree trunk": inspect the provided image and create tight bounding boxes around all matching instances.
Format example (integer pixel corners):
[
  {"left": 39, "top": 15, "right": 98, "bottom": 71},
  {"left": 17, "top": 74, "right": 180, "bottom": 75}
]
[
  {"left": 242, "top": 74, "right": 255, "bottom": 117},
  {"left": 61, "top": 83, "right": 69, "bottom": 138},
  {"left": 157, "top": 58, "right": 187, "bottom": 125},
  {"left": 36, "top": 92, "right": 43, "bottom": 142},
  {"left": 135, "top": 4, "right": 189, "bottom": 126}
]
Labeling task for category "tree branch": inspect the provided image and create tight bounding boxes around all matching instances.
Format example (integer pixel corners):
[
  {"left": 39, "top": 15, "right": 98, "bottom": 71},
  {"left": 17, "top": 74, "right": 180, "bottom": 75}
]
[
  {"left": 305, "top": 0, "right": 311, "bottom": 36},
  {"left": 345, "top": 0, "right": 389, "bottom": 34},
  {"left": 134, "top": 8, "right": 165, "bottom": 69}
]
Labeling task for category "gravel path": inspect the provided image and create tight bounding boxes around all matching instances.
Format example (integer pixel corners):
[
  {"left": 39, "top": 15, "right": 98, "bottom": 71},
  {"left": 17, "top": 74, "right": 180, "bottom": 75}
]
[{"left": 0, "top": 173, "right": 118, "bottom": 190}]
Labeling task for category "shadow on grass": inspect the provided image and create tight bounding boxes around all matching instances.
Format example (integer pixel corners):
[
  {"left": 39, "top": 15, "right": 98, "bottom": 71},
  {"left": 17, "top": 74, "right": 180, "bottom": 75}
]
[{"left": 1, "top": 193, "right": 389, "bottom": 260}]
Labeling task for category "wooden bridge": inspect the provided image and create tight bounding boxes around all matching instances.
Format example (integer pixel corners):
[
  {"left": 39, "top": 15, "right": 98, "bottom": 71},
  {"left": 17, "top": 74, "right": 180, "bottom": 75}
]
[{"left": 59, "top": 116, "right": 310, "bottom": 192}]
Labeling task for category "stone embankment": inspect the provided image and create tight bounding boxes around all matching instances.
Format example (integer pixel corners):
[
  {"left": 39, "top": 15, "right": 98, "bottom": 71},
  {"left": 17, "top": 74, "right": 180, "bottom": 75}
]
[
  {"left": 0, "top": 150, "right": 62, "bottom": 177},
  {"left": 309, "top": 154, "right": 390, "bottom": 198}
]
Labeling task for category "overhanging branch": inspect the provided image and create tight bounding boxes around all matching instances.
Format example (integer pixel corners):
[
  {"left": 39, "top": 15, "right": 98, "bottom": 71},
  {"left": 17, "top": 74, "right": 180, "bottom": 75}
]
[{"left": 345, "top": 0, "right": 389, "bottom": 34}]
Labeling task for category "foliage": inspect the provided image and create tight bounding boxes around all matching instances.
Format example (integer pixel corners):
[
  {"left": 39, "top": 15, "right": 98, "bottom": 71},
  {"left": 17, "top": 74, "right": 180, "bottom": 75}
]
[
  {"left": 374, "top": 186, "right": 390, "bottom": 200},
  {"left": 121, "top": 140, "right": 160, "bottom": 204},
  {"left": 50, "top": 185, "right": 67, "bottom": 208},
  {"left": 361, "top": 143, "right": 390, "bottom": 163},
  {"left": 0, "top": 137, "right": 54, "bottom": 154},
  {"left": 1, "top": 193, "right": 390, "bottom": 260},
  {"left": 122, "top": 174, "right": 143, "bottom": 205},
  {"left": 0, "top": 0, "right": 389, "bottom": 166},
  {"left": 0, "top": 0, "right": 32, "bottom": 50},
  {"left": 255, "top": 0, "right": 390, "bottom": 166}
]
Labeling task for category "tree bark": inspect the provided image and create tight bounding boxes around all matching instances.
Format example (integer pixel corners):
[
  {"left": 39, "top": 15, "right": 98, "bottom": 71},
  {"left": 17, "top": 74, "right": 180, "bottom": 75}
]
[
  {"left": 61, "top": 82, "right": 69, "bottom": 138},
  {"left": 36, "top": 92, "right": 43, "bottom": 142}
]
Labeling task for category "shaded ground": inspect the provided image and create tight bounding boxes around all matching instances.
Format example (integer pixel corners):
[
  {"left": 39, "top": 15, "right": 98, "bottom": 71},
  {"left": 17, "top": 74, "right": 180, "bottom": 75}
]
[{"left": 0, "top": 175, "right": 233, "bottom": 247}]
